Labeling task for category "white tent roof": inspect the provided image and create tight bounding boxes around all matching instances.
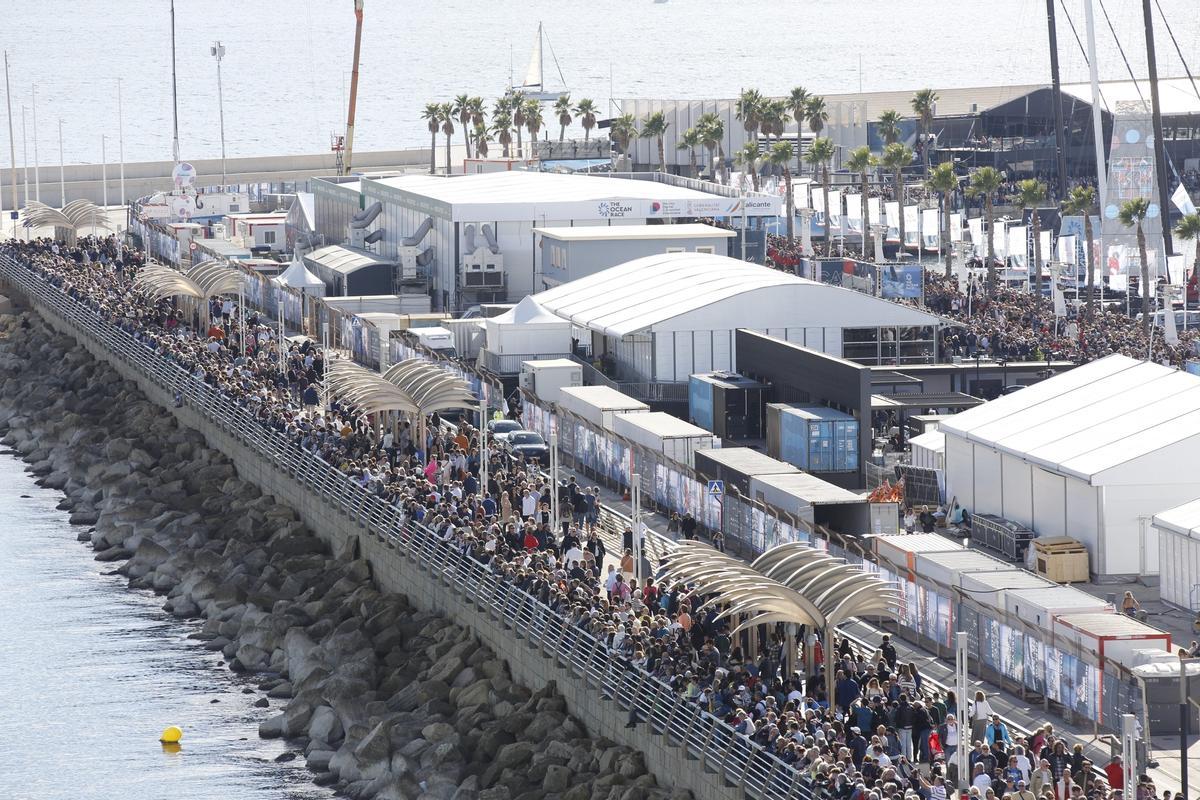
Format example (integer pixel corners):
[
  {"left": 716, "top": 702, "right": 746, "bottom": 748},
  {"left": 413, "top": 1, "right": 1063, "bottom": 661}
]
[
  {"left": 531, "top": 252, "right": 944, "bottom": 337},
  {"left": 909, "top": 429, "right": 945, "bottom": 453},
  {"left": 940, "top": 354, "right": 1200, "bottom": 484},
  {"left": 1154, "top": 498, "right": 1200, "bottom": 540},
  {"left": 274, "top": 258, "right": 325, "bottom": 290},
  {"left": 491, "top": 295, "right": 568, "bottom": 326}
]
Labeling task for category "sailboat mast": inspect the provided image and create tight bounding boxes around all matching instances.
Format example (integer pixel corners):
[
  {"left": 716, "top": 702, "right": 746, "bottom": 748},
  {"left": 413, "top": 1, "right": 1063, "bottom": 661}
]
[
  {"left": 1140, "top": 0, "right": 1174, "bottom": 257},
  {"left": 538, "top": 22, "right": 544, "bottom": 91},
  {"left": 1083, "top": 0, "right": 1108, "bottom": 285},
  {"left": 1045, "top": 0, "right": 1069, "bottom": 198},
  {"left": 170, "top": 0, "right": 180, "bottom": 163}
]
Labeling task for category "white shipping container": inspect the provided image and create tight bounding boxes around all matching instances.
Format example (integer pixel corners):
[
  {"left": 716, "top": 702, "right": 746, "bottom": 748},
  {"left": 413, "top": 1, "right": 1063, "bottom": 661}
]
[
  {"left": 873, "top": 533, "right": 961, "bottom": 577},
  {"left": 913, "top": 549, "right": 1016, "bottom": 590},
  {"left": 1051, "top": 612, "right": 1171, "bottom": 668},
  {"left": 611, "top": 411, "right": 717, "bottom": 469},
  {"left": 444, "top": 318, "right": 486, "bottom": 358},
  {"left": 322, "top": 294, "right": 435, "bottom": 315},
  {"left": 520, "top": 359, "right": 583, "bottom": 406},
  {"left": 556, "top": 385, "right": 649, "bottom": 431},
  {"left": 957, "top": 569, "right": 1054, "bottom": 610},
  {"left": 1003, "top": 585, "right": 1112, "bottom": 632}
]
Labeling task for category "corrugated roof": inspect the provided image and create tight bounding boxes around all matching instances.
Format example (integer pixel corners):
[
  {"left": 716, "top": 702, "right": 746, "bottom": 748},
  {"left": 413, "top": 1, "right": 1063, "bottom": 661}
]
[
  {"left": 304, "top": 245, "right": 393, "bottom": 276},
  {"left": 532, "top": 252, "right": 943, "bottom": 337},
  {"left": 749, "top": 471, "right": 863, "bottom": 505},
  {"left": 939, "top": 354, "right": 1200, "bottom": 484}
]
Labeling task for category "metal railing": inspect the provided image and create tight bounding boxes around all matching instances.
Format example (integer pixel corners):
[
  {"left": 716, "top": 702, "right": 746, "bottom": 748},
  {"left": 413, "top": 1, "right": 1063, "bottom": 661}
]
[{"left": 0, "top": 252, "right": 815, "bottom": 800}]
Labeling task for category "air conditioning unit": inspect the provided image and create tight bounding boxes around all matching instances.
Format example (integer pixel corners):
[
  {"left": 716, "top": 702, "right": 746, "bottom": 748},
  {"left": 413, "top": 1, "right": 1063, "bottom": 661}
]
[
  {"left": 519, "top": 370, "right": 535, "bottom": 393},
  {"left": 462, "top": 260, "right": 505, "bottom": 287}
]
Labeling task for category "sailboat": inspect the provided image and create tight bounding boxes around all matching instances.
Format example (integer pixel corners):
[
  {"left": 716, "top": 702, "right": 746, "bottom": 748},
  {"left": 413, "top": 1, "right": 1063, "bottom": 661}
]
[{"left": 509, "top": 22, "right": 566, "bottom": 102}]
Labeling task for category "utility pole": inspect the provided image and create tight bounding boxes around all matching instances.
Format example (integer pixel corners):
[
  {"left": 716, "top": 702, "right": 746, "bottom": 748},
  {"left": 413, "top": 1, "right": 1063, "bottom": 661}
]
[
  {"left": 170, "top": 0, "right": 181, "bottom": 164},
  {"left": 31, "top": 83, "right": 39, "bottom": 203},
  {"left": 1083, "top": 0, "right": 1109, "bottom": 278},
  {"left": 117, "top": 78, "right": 125, "bottom": 207},
  {"left": 21, "top": 105, "right": 27, "bottom": 206},
  {"left": 101, "top": 134, "right": 107, "bottom": 209},
  {"left": 1141, "top": 0, "right": 1174, "bottom": 257},
  {"left": 343, "top": 0, "right": 364, "bottom": 175},
  {"left": 4, "top": 51, "right": 18, "bottom": 235},
  {"left": 58, "top": 119, "right": 64, "bottom": 208},
  {"left": 210, "top": 42, "right": 227, "bottom": 187},
  {"left": 1044, "top": 0, "right": 1069, "bottom": 198}
]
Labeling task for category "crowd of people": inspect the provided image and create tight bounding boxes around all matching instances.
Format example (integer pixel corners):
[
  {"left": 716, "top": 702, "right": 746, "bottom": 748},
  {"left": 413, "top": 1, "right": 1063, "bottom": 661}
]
[{"left": 3, "top": 236, "right": 1171, "bottom": 800}]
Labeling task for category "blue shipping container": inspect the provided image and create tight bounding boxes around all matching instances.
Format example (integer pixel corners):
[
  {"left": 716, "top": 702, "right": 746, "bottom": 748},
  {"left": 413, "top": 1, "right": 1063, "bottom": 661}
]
[
  {"left": 778, "top": 406, "right": 859, "bottom": 473},
  {"left": 688, "top": 375, "right": 714, "bottom": 432}
]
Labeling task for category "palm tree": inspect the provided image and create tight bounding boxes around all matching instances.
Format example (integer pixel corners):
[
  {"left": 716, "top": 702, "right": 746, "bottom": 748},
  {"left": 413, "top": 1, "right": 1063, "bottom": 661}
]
[
  {"left": 1016, "top": 179, "right": 1048, "bottom": 295},
  {"left": 554, "top": 94, "right": 573, "bottom": 143},
  {"left": 788, "top": 86, "right": 811, "bottom": 173},
  {"left": 1118, "top": 197, "right": 1153, "bottom": 332},
  {"left": 523, "top": 98, "right": 544, "bottom": 147},
  {"left": 764, "top": 141, "right": 796, "bottom": 241},
  {"left": 640, "top": 111, "right": 670, "bottom": 173},
  {"left": 927, "top": 162, "right": 959, "bottom": 278},
  {"left": 736, "top": 88, "right": 764, "bottom": 142},
  {"left": 697, "top": 112, "right": 726, "bottom": 184},
  {"left": 469, "top": 96, "right": 486, "bottom": 130},
  {"left": 439, "top": 102, "right": 455, "bottom": 175},
  {"left": 575, "top": 98, "right": 598, "bottom": 143},
  {"left": 677, "top": 127, "right": 703, "bottom": 178},
  {"left": 610, "top": 113, "right": 639, "bottom": 165},
  {"left": 1062, "top": 185, "right": 1099, "bottom": 319},
  {"left": 910, "top": 89, "right": 939, "bottom": 176},
  {"left": 453, "top": 94, "right": 473, "bottom": 159},
  {"left": 878, "top": 110, "right": 903, "bottom": 146},
  {"left": 967, "top": 166, "right": 1004, "bottom": 294},
  {"left": 806, "top": 96, "right": 828, "bottom": 137},
  {"left": 760, "top": 99, "right": 789, "bottom": 177},
  {"left": 473, "top": 123, "right": 491, "bottom": 159},
  {"left": 421, "top": 103, "right": 441, "bottom": 174},
  {"left": 511, "top": 92, "right": 527, "bottom": 156},
  {"left": 734, "top": 142, "right": 761, "bottom": 191},
  {"left": 845, "top": 146, "right": 877, "bottom": 257},
  {"left": 493, "top": 111, "right": 513, "bottom": 158},
  {"left": 881, "top": 143, "right": 914, "bottom": 252},
  {"left": 1176, "top": 212, "right": 1200, "bottom": 298},
  {"left": 804, "top": 137, "right": 836, "bottom": 246}
]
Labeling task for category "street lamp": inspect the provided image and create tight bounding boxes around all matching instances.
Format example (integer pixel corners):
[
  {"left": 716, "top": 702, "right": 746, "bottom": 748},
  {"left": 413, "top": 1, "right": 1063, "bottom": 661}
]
[{"left": 210, "top": 41, "right": 227, "bottom": 187}]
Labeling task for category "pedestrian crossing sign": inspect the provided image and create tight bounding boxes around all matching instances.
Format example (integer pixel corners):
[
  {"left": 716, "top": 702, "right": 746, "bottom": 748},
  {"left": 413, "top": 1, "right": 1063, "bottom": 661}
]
[{"left": 707, "top": 480, "right": 724, "bottom": 498}]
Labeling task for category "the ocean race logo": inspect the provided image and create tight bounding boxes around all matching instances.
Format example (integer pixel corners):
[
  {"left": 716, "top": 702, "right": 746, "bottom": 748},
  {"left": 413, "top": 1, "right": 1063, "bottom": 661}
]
[{"left": 597, "top": 200, "right": 634, "bottom": 218}]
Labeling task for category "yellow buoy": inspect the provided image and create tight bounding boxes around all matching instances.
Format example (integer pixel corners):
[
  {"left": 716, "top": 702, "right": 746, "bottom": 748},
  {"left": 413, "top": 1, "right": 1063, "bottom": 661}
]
[{"left": 160, "top": 726, "right": 183, "bottom": 744}]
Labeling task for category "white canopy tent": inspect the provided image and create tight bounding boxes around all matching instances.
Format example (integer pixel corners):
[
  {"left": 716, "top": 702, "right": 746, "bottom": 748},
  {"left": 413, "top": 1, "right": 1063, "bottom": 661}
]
[
  {"left": 531, "top": 252, "right": 945, "bottom": 381},
  {"left": 1154, "top": 499, "right": 1200, "bottom": 609},
  {"left": 484, "top": 295, "right": 572, "bottom": 355},
  {"left": 942, "top": 354, "right": 1200, "bottom": 579},
  {"left": 273, "top": 257, "right": 327, "bottom": 296}
]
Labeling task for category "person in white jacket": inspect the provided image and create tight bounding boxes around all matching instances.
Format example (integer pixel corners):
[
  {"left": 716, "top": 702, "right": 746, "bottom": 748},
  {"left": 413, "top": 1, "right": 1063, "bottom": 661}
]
[{"left": 969, "top": 690, "right": 995, "bottom": 745}]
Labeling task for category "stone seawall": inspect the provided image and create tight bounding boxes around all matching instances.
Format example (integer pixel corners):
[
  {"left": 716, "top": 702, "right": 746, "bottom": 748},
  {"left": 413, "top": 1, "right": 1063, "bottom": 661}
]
[{"left": 0, "top": 286, "right": 734, "bottom": 800}]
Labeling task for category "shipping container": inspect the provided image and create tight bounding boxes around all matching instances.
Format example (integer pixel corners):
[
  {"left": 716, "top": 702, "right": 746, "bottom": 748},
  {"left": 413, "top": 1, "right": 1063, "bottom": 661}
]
[
  {"left": 556, "top": 386, "right": 649, "bottom": 431},
  {"left": 611, "top": 411, "right": 718, "bottom": 469},
  {"left": 693, "top": 447, "right": 799, "bottom": 497},
  {"left": 1003, "top": 585, "right": 1113, "bottom": 632},
  {"left": 519, "top": 358, "right": 582, "bottom": 406},
  {"left": 913, "top": 548, "right": 1016, "bottom": 590},
  {"left": 1051, "top": 612, "right": 1171, "bottom": 669},
  {"left": 957, "top": 569, "right": 1055, "bottom": 609},
  {"left": 322, "top": 295, "right": 438, "bottom": 316},
  {"left": 767, "top": 403, "right": 860, "bottom": 473},
  {"left": 444, "top": 318, "right": 486, "bottom": 359},
  {"left": 872, "top": 533, "right": 961, "bottom": 578},
  {"left": 1132, "top": 661, "right": 1200, "bottom": 735},
  {"left": 688, "top": 372, "right": 771, "bottom": 441},
  {"left": 748, "top": 471, "right": 865, "bottom": 530}
]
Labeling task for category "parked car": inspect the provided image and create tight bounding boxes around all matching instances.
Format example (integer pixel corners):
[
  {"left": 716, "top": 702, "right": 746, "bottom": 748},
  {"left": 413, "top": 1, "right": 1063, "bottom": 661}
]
[
  {"left": 504, "top": 430, "right": 550, "bottom": 465},
  {"left": 487, "top": 418, "right": 523, "bottom": 443}
]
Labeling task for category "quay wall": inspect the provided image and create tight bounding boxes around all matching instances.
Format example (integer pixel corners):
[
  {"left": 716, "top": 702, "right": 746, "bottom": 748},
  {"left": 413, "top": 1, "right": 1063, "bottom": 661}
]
[{"left": 0, "top": 264, "right": 770, "bottom": 800}]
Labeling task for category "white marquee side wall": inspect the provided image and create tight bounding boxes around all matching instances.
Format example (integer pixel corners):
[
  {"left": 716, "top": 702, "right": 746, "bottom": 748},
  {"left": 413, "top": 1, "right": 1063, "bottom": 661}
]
[
  {"left": 1158, "top": 527, "right": 1200, "bottom": 608},
  {"left": 647, "top": 326, "right": 843, "bottom": 383}
]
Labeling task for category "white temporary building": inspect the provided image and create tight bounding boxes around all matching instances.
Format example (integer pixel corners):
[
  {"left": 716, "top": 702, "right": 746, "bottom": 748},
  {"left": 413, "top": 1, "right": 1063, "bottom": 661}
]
[
  {"left": 484, "top": 295, "right": 572, "bottom": 355},
  {"left": 942, "top": 354, "right": 1200, "bottom": 579},
  {"left": 324, "top": 171, "right": 782, "bottom": 311},
  {"left": 909, "top": 429, "right": 945, "bottom": 471},
  {"left": 531, "top": 252, "right": 944, "bottom": 382},
  {"left": 273, "top": 257, "right": 327, "bottom": 296},
  {"left": 1153, "top": 499, "right": 1200, "bottom": 609}
]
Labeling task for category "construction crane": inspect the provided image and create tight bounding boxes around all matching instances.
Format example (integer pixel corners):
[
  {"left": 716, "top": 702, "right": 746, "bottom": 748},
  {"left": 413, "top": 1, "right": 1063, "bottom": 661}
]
[{"left": 342, "top": 0, "right": 364, "bottom": 175}]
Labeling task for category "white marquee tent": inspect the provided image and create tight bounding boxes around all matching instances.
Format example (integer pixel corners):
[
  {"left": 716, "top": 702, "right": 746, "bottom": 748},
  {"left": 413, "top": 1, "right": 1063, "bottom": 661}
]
[
  {"left": 484, "top": 295, "right": 572, "bottom": 355},
  {"left": 942, "top": 354, "right": 1200, "bottom": 579},
  {"left": 273, "top": 257, "right": 327, "bottom": 296},
  {"left": 1153, "top": 499, "right": 1200, "bottom": 609},
  {"left": 531, "top": 252, "right": 944, "bottom": 382}
]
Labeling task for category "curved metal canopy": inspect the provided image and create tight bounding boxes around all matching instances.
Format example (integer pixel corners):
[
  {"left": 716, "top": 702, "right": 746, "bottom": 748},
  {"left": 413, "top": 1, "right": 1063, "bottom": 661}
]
[
  {"left": 326, "top": 358, "right": 475, "bottom": 417},
  {"left": 21, "top": 199, "right": 112, "bottom": 233},
  {"left": 133, "top": 260, "right": 245, "bottom": 302}
]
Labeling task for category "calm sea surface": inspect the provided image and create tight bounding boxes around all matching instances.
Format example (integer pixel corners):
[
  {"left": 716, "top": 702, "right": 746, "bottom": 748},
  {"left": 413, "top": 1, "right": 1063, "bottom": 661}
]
[
  {"left": 1, "top": 0, "right": 1199, "bottom": 165},
  {"left": 0, "top": 452, "right": 330, "bottom": 800}
]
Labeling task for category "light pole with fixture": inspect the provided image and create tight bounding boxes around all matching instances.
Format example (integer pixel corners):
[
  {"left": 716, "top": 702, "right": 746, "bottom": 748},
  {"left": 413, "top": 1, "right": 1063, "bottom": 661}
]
[{"left": 210, "top": 41, "right": 227, "bottom": 187}]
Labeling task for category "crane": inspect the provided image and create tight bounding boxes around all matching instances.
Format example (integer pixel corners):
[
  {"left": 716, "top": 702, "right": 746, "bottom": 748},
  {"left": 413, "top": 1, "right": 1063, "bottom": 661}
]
[{"left": 342, "top": 0, "right": 364, "bottom": 175}]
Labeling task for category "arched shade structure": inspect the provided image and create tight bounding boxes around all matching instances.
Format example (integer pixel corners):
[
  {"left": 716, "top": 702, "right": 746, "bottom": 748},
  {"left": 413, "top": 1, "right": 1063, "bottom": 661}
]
[
  {"left": 326, "top": 359, "right": 419, "bottom": 416},
  {"left": 186, "top": 260, "right": 246, "bottom": 298},
  {"left": 21, "top": 199, "right": 112, "bottom": 244},
  {"left": 133, "top": 261, "right": 246, "bottom": 328},
  {"left": 660, "top": 539, "right": 899, "bottom": 703},
  {"left": 381, "top": 359, "right": 477, "bottom": 414}
]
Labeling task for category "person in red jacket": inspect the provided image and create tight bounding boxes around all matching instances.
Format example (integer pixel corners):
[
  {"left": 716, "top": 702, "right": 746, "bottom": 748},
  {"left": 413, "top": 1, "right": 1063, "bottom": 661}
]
[{"left": 1104, "top": 755, "right": 1124, "bottom": 793}]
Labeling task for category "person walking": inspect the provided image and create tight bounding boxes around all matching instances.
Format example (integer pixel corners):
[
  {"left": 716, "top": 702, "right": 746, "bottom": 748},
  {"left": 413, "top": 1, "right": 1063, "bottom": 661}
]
[{"left": 969, "top": 690, "right": 994, "bottom": 746}]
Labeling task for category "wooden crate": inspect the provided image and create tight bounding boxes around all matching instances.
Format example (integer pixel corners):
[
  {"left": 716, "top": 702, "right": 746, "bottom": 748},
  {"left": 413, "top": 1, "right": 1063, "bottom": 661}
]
[{"left": 1033, "top": 536, "right": 1090, "bottom": 583}]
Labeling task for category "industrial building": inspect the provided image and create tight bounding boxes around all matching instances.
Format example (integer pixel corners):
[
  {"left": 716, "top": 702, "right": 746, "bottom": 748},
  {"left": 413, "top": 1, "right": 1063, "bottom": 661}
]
[
  {"left": 942, "top": 355, "right": 1200, "bottom": 581},
  {"left": 534, "top": 223, "right": 735, "bottom": 289},
  {"left": 530, "top": 252, "right": 944, "bottom": 384},
  {"left": 310, "top": 171, "right": 780, "bottom": 312}
]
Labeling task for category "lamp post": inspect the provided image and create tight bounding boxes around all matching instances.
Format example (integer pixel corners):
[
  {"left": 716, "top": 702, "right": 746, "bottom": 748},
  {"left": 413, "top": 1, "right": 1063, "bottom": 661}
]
[
  {"left": 210, "top": 41, "right": 227, "bottom": 188},
  {"left": 31, "top": 83, "right": 39, "bottom": 203},
  {"left": 57, "top": 118, "right": 64, "bottom": 208},
  {"left": 631, "top": 472, "right": 642, "bottom": 585},
  {"left": 549, "top": 431, "right": 560, "bottom": 534},
  {"left": 101, "top": 134, "right": 107, "bottom": 209},
  {"left": 117, "top": 77, "right": 125, "bottom": 207},
  {"left": 956, "top": 631, "right": 970, "bottom": 789},
  {"left": 479, "top": 390, "right": 488, "bottom": 500}
]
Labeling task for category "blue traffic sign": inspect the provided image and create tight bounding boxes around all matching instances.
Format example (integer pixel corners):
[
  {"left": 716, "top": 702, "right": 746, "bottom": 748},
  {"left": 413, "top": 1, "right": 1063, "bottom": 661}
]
[{"left": 707, "top": 480, "right": 724, "bottom": 498}]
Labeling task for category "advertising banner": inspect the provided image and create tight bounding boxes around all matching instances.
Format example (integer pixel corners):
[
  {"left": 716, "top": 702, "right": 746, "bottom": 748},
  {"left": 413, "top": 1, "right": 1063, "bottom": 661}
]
[{"left": 880, "top": 264, "right": 924, "bottom": 300}]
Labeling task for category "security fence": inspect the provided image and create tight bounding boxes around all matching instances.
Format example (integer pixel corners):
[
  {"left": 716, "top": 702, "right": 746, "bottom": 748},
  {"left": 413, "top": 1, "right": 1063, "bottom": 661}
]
[{"left": 0, "top": 252, "right": 817, "bottom": 800}]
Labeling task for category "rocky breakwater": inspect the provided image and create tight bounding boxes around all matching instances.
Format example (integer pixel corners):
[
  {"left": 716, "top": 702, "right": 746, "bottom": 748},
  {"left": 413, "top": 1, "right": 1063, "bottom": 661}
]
[{"left": 0, "top": 309, "right": 690, "bottom": 800}]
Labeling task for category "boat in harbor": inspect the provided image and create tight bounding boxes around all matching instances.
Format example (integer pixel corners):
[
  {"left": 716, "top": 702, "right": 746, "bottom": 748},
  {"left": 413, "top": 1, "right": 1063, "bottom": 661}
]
[{"left": 508, "top": 22, "right": 567, "bottom": 102}]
